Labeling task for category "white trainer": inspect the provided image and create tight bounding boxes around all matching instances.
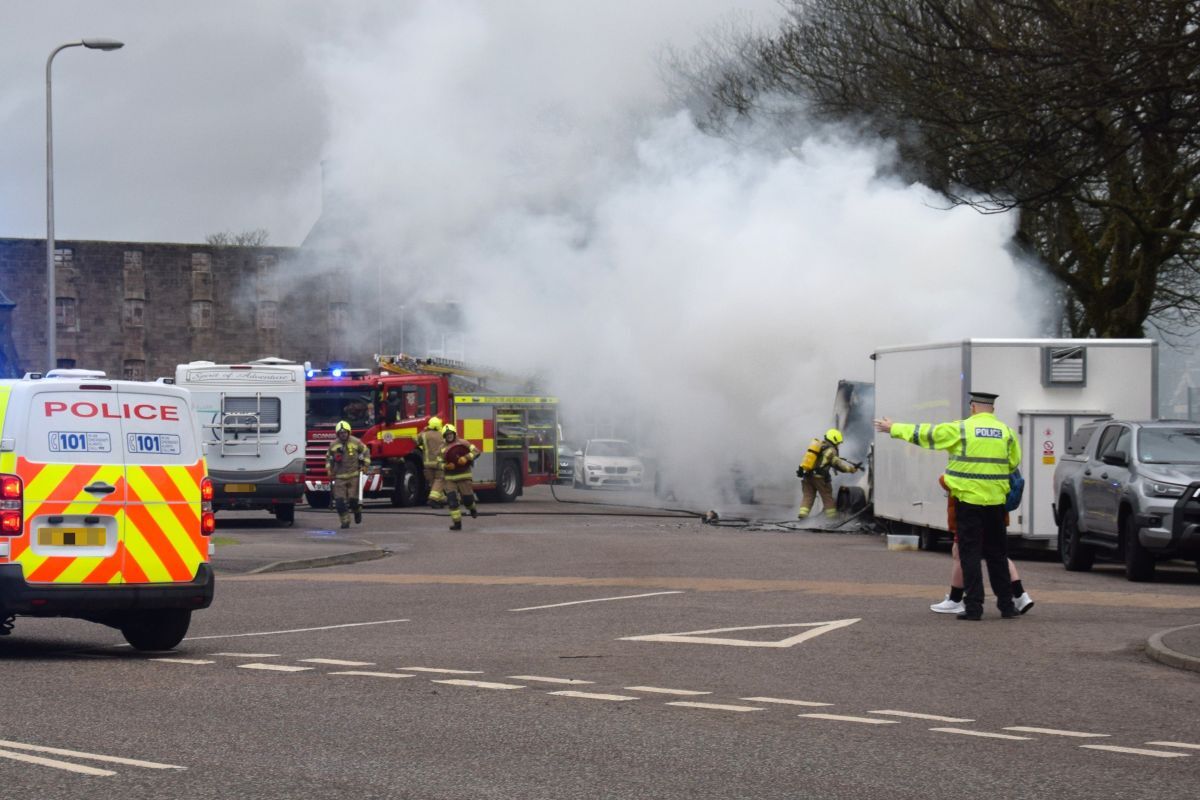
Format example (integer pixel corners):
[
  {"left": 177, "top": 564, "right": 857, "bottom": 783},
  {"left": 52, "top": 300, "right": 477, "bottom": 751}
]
[
  {"left": 930, "top": 595, "right": 966, "bottom": 614},
  {"left": 1015, "top": 592, "right": 1035, "bottom": 614}
]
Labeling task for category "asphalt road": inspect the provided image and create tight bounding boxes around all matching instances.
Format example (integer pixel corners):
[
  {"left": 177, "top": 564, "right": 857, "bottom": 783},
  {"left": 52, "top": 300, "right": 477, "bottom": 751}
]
[{"left": 2, "top": 485, "right": 1198, "bottom": 799}]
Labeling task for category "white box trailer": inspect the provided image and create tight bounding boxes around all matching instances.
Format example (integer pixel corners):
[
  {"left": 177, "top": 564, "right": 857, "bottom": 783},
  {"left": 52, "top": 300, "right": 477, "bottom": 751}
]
[
  {"left": 174, "top": 358, "right": 307, "bottom": 525},
  {"left": 871, "top": 339, "right": 1157, "bottom": 550}
]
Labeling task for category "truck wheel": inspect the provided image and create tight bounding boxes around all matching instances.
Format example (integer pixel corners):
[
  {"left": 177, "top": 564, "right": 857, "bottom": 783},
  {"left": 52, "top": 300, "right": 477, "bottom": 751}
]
[
  {"left": 274, "top": 504, "right": 295, "bottom": 526},
  {"left": 1058, "top": 506, "right": 1094, "bottom": 571},
  {"left": 392, "top": 461, "right": 421, "bottom": 507},
  {"left": 306, "top": 491, "right": 331, "bottom": 510},
  {"left": 120, "top": 609, "right": 192, "bottom": 652},
  {"left": 496, "top": 460, "right": 521, "bottom": 502},
  {"left": 1122, "top": 515, "right": 1156, "bottom": 582}
]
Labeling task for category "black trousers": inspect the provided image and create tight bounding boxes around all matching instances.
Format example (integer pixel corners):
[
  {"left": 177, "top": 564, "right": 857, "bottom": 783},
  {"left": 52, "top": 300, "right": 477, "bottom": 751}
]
[{"left": 956, "top": 501, "right": 1014, "bottom": 615}]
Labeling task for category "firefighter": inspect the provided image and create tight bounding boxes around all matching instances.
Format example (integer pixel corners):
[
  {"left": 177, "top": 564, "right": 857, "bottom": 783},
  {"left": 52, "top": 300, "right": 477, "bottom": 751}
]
[
  {"left": 796, "top": 428, "right": 859, "bottom": 519},
  {"left": 415, "top": 415, "right": 447, "bottom": 508},
  {"left": 874, "top": 390, "right": 1021, "bottom": 620},
  {"left": 439, "top": 424, "right": 480, "bottom": 531},
  {"left": 325, "top": 419, "right": 371, "bottom": 529}
]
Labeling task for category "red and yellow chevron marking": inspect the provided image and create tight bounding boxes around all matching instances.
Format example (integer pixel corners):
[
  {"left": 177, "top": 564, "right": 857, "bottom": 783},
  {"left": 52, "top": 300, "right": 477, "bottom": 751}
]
[
  {"left": 9, "top": 456, "right": 207, "bottom": 586},
  {"left": 459, "top": 418, "right": 495, "bottom": 454}
]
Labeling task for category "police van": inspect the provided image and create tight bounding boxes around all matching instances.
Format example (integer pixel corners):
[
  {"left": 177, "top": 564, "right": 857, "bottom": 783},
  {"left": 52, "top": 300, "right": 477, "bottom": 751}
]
[{"left": 0, "top": 369, "right": 214, "bottom": 650}]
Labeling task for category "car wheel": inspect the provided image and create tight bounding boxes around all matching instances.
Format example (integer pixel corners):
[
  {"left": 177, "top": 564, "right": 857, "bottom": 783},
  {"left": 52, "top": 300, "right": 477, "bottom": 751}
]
[
  {"left": 1122, "top": 514, "right": 1155, "bottom": 582},
  {"left": 121, "top": 609, "right": 192, "bottom": 651},
  {"left": 1058, "top": 505, "right": 1094, "bottom": 571},
  {"left": 274, "top": 503, "right": 295, "bottom": 526},
  {"left": 306, "top": 490, "right": 331, "bottom": 510}
]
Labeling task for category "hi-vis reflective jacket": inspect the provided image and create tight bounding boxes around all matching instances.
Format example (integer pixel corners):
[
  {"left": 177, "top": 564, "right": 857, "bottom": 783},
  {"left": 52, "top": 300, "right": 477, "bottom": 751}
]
[
  {"left": 415, "top": 427, "right": 444, "bottom": 468},
  {"left": 325, "top": 437, "right": 370, "bottom": 480},
  {"left": 0, "top": 372, "right": 214, "bottom": 611},
  {"left": 888, "top": 412, "right": 1020, "bottom": 506}
]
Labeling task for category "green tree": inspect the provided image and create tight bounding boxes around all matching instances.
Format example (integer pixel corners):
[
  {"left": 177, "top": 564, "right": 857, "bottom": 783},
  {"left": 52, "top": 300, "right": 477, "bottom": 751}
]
[{"left": 692, "top": 0, "right": 1200, "bottom": 337}]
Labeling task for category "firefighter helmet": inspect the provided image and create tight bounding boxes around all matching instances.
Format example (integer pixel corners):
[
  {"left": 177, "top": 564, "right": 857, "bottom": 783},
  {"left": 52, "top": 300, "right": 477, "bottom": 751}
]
[
  {"left": 428, "top": 416, "right": 444, "bottom": 431},
  {"left": 442, "top": 424, "right": 457, "bottom": 438},
  {"left": 335, "top": 420, "right": 352, "bottom": 433},
  {"left": 824, "top": 428, "right": 843, "bottom": 445}
]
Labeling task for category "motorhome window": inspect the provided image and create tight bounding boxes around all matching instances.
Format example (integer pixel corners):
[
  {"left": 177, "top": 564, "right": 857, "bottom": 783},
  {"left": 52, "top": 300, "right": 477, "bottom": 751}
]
[
  {"left": 306, "top": 389, "right": 374, "bottom": 428},
  {"left": 1043, "top": 346, "right": 1086, "bottom": 386},
  {"left": 1138, "top": 428, "right": 1200, "bottom": 464},
  {"left": 1095, "top": 425, "right": 1125, "bottom": 459},
  {"left": 222, "top": 396, "right": 281, "bottom": 433}
]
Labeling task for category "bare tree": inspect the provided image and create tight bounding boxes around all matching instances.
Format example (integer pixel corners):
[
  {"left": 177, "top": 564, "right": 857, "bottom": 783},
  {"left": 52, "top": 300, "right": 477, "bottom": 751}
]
[
  {"left": 205, "top": 229, "right": 271, "bottom": 247},
  {"left": 695, "top": 0, "right": 1200, "bottom": 337}
]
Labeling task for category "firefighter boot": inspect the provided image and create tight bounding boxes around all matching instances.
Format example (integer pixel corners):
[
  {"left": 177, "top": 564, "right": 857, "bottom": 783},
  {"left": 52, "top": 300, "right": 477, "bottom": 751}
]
[
  {"left": 340, "top": 517, "right": 351, "bottom": 530},
  {"left": 449, "top": 508, "right": 463, "bottom": 531},
  {"left": 468, "top": 500, "right": 478, "bottom": 519},
  {"left": 796, "top": 507, "right": 810, "bottom": 520}
]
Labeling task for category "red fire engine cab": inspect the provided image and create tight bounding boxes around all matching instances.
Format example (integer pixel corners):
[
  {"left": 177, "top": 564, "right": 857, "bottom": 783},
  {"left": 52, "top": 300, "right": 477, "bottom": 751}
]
[{"left": 303, "top": 355, "right": 558, "bottom": 508}]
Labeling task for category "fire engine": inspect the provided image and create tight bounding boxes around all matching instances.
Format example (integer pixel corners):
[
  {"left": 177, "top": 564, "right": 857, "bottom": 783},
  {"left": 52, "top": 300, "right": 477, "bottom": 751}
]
[{"left": 303, "top": 355, "right": 558, "bottom": 508}]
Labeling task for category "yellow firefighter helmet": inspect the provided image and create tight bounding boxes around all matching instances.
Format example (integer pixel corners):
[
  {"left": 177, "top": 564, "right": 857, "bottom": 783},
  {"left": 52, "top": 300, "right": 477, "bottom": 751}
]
[
  {"left": 335, "top": 420, "right": 352, "bottom": 433},
  {"left": 428, "top": 416, "right": 444, "bottom": 431},
  {"left": 825, "top": 428, "right": 843, "bottom": 445},
  {"left": 442, "top": 424, "right": 457, "bottom": 438}
]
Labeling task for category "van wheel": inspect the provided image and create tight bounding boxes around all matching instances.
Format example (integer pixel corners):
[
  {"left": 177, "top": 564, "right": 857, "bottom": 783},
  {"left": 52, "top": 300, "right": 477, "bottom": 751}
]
[
  {"left": 121, "top": 609, "right": 192, "bottom": 652},
  {"left": 496, "top": 460, "right": 521, "bottom": 502},
  {"left": 1122, "top": 515, "right": 1155, "bottom": 582},
  {"left": 306, "top": 491, "right": 331, "bottom": 510},
  {"left": 1058, "top": 506, "right": 1094, "bottom": 571},
  {"left": 274, "top": 504, "right": 295, "bottom": 526}
]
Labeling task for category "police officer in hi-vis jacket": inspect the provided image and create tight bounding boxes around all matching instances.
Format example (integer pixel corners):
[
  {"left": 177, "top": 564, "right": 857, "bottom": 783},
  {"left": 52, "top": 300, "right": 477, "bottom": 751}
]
[
  {"left": 874, "top": 390, "right": 1021, "bottom": 621},
  {"left": 325, "top": 420, "right": 371, "bottom": 529}
]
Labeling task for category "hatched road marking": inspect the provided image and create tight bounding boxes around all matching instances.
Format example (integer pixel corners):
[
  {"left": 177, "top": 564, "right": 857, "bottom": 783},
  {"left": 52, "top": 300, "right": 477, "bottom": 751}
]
[
  {"left": 625, "top": 686, "right": 711, "bottom": 696},
  {"left": 666, "top": 702, "right": 764, "bottom": 712},
  {"left": 238, "top": 663, "right": 313, "bottom": 673},
  {"left": 870, "top": 710, "right": 974, "bottom": 723},
  {"left": 0, "top": 739, "right": 185, "bottom": 777},
  {"left": 182, "top": 619, "right": 410, "bottom": 640},
  {"left": 1146, "top": 741, "right": 1200, "bottom": 750},
  {"left": 330, "top": 671, "right": 415, "bottom": 679},
  {"left": 1004, "top": 726, "right": 1109, "bottom": 738},
  {"left": 1080, "top": 745, "right": 1190, "bottom": 758},
  {"left": 150, "top": 658, "right": 214, "bottom": 665},
  {"left": 741, "top": 696, "right": 833, "bottom": 707},
  {"left": 621, "top": 619, "right": 860, "bottom": 648},
  {"left": 508, "top": 675, "right": 594, "bottom": 685},
  {"left": 509, "top": 591, "right": 684, "bottom": 611},
  {"left": 930, "top": 728, "right": 1032, "bottom": 741},
  {"left": 549, "top": 690, "right": 639, "bottom": 701},
  {"left": 400, "top": 667, "right": 485, "bottom": 674},
  {"left": 800, "top": 713, "right": 899, "bottom": 725},
  {"left": 432, "top": 679, "right": 525, "bottom": 690},
  {"left": 300, "top": 658, "right": 376, "bottom": 666}
]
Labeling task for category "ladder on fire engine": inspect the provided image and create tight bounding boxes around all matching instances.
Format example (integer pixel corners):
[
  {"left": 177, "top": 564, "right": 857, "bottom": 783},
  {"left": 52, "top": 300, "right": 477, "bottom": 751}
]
[{"left": 375, "top": 354, "right": 535, "bottom": 393}]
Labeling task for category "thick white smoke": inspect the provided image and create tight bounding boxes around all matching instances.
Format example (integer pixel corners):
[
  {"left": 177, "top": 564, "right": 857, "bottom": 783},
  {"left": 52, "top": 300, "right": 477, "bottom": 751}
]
[{"left": 314, "top": 1, "right": 1047, "bottom": 509}]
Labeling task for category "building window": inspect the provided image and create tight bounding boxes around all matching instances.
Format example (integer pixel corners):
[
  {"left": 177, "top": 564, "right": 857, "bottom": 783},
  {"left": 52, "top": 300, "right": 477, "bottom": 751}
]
[
  {"left": 123, "top": 298, "right": 145, "bottom": 328},
  {"left": 190, "top": 300, "right": 213, "bottom": 329},
  {"left": 1043, "top": 346, "right": 1086, "bottom": 386},
  {"left": 191, "top": 253, "right": 211, "bottom": 272},
  {"left": 257, "top": 300, "right": 278, "bottom": 330},
  {"left": 55, "top": 297, "right": 79, "bottom": 331},
  {"left": 123, "top": 250, "right": 145, "bottom": 298},
  {"left": 123, "top": 359, "right": 146, "bottom": 380},
  {"left": 56, "top": 358, "right": 76, "bottom": 370},
  {"left": 54, "top": 247, "right": 74, "bottom": 267}
]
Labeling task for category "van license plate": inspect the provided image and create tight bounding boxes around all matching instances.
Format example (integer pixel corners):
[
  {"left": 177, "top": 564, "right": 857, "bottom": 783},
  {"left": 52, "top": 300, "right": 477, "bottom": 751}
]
[
  {"left": 38, "top": 527, "right": 106, "bottom": 547},
  {"left": 224, "top": 484, "right": 256, "bottom": 493}
]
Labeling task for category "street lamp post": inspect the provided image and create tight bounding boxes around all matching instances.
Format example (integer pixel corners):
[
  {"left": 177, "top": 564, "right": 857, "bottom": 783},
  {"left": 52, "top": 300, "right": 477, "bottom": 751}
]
[{"left": 46, "top": 38, "right": 123, "bottom": 371}]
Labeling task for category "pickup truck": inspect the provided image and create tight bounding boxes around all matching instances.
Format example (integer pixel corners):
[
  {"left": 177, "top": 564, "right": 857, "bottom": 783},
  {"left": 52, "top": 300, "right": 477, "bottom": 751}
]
[{"left": 1052, "top": 419, "right": 1200, "bottom": 581}]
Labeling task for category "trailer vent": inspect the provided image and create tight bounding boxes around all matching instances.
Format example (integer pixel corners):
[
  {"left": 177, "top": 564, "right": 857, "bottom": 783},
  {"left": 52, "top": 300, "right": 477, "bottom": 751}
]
[{"left": 1044, "top": 346, "right": 1086, "bottom": 386}]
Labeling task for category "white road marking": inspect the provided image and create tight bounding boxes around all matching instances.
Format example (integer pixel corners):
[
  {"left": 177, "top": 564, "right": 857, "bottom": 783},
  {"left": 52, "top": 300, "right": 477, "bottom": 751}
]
[
  {"left": 625, "top": 686, "right": 711, "bottom": 696},
  {"left": 510, "top": 591, "right": 684, "bottom": 611},
  {"left": 930, "top": 728, "right": 1032, "bottom": 740},
  {"left": 1004, "top": 726, "right": 1109, "bottom": 738},
  {"left": 0, "top": 740, "right": 184, "bottom": 769},
  {"left": 0, "top": 748, "right": 115, "bottom": 776},
  {"left": 666, "top": 702, "right": 764, "bottom": 712},
  {"left": 211, "top": 652, "right": 280, "bottom": 658},
  {"left": 300, "top": 658, "right": 376, "bottom": 666},
  {"left": 800, "top": 713, "right": 899, "bottom": 725},
  {"left": 181, "top": 619, "right": 410, "bottom": 640},
  {"left": 1080, "top": 745, "right": 1190, "bottom": 758},
  {"left": 150, "top": 658, "right": 214, "bottom": 665},
  {"left": 621, "top": 619, "right": 861, "bottom": 648},
  {"left": 237, "top": 663, "right": 313, "bottom": 673},
  {"left": 508, "top": 675, "right": 594, "bottom": 685},
  {"left": 400, "top": 667, "right": 485, "bottom": 674},
  {"left": 741, "top": 696, "right": 833, "bottom": 708},
  {"left": 549, "top": 691, "right": 639, "bottom": 701},
  {"left": 431, "top": 679, "right": 525, "bottom": 690},
  {"left": 870, "top": 710, "right": 974, "bottom": 723},
  {"left": 1147, "top": 741, "right": 1200, "bottom": 750},
  {"left": 329, "top": 671, "right": 415, "bottom": 679}
]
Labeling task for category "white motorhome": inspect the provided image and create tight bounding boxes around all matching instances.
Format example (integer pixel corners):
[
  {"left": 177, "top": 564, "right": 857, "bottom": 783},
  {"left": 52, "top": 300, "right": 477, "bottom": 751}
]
[
  {"left": 871, "top": 339, "right": 1157, "bottom": 550},
  {"left": 174, "top": 358, "right": 306, "bottom": 525}
]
